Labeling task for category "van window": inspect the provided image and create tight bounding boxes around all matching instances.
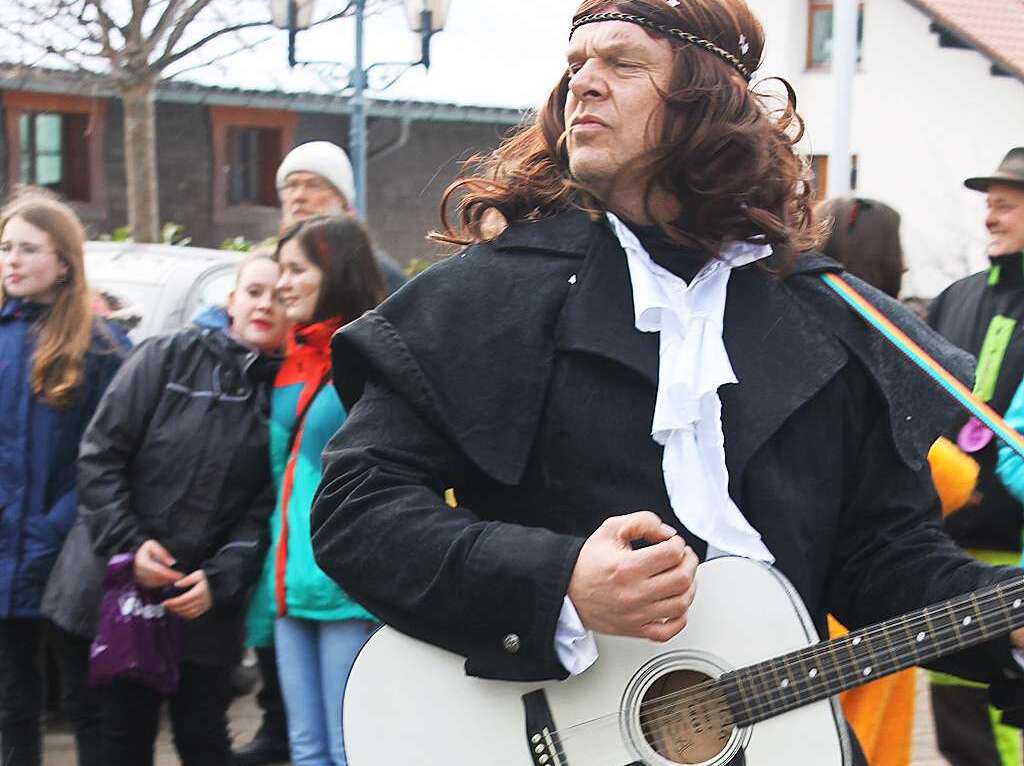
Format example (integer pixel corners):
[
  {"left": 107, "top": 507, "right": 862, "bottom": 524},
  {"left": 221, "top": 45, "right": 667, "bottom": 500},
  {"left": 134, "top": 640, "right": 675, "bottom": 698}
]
[
  {"left": 187, "top": 266, "right": 237, "bottom": 319},
  {"left": 90, "top": 282, "right": 158, "bottom": 340}
]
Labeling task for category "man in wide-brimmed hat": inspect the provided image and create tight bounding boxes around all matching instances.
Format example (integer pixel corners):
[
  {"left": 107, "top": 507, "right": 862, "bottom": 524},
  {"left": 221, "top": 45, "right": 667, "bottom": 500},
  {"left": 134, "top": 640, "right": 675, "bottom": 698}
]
[{"left": 928, "top": 147, "right": 1024, "bottom": 766}]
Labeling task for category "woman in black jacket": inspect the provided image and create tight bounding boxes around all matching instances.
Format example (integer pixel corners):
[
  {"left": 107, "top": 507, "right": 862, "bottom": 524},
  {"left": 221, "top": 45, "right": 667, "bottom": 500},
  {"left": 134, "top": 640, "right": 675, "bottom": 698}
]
[{"left": 44, "top": 251, "right": 290, "bottom": 766}]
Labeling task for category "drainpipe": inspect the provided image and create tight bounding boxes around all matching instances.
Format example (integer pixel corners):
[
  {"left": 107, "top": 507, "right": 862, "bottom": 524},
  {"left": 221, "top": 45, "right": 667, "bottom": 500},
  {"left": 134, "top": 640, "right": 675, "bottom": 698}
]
[
  {"left": 828, "top": 0, "right": 857, "bottom": 198},
  {"left": 350, "top": 0, "right": 368, "bottom": 217}
]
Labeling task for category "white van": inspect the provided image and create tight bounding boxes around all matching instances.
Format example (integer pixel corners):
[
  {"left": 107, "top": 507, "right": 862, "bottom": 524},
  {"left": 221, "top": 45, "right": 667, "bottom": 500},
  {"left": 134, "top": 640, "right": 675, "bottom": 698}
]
[{"left": 84, "top": 241, "right": 241, "bottom": 341}]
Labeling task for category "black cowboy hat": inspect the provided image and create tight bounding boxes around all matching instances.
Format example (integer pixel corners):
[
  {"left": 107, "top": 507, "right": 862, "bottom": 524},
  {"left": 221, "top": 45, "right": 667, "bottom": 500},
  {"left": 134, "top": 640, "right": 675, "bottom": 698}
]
[{"left": 965, "top": 147, "right": 1024, "bottom": 192}]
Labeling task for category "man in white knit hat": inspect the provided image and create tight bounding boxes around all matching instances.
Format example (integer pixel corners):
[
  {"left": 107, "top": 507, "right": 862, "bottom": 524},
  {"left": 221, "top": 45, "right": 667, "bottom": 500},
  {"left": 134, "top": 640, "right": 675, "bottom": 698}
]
[
  {"left": 275, "top": 141, "right": 406, "bottom": 293},
  {"left": 276, "top": 141, "right": 357, "bottom": 227}
]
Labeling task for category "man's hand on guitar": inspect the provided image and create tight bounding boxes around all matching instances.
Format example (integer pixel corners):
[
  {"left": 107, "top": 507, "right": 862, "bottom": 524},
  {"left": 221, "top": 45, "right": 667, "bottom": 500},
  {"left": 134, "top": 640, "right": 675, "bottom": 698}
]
[{"left": 568, "top": 511, "right": 698, "bottom": 642}]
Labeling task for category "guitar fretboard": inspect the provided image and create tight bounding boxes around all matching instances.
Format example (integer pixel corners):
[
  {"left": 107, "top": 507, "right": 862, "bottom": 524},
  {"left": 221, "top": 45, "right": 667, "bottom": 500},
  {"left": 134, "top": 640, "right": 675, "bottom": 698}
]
[{"left": 720, "top": 575, "right": 1024, "bottom": 727}]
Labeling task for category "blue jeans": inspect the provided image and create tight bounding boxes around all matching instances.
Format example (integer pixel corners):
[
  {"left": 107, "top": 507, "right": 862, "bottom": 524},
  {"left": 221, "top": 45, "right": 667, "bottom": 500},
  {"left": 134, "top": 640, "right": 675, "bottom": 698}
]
[{"left": 274, "top": 618, "right": 372, "bottom": 766}]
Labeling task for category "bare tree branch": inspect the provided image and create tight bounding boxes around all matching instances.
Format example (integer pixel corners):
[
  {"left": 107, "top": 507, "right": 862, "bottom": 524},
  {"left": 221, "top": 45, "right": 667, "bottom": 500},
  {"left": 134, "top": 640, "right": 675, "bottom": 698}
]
[
  {"left": 146, "top": 0, "right": 188, "bottom": 58},
  {"left": 167, "top": 32, "right": 276, "bottom": 78},
  {"left": 85, "top": 0, "right": 127, "bottom": 42},
  {"left": 155, "top": 0, "right": 216, "bottom": 66},
  {"left": 151, "top": 18, "right": 273, "bottom": 72},
  {"left": 123, "top": 0, "right": 151, "bottom": 58},
  {"left": 311, "top": 1, "right": 357, "bottom": 27},
  {"left": 82, "top": 0, "right": 126, "bottom": 68}
]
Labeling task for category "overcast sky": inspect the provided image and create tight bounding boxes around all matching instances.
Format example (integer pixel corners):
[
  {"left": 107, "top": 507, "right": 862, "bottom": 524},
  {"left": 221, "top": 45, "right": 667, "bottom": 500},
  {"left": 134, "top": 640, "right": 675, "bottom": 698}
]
[{"left": 175, "top": 1, "right": 580, "bottom": 110}]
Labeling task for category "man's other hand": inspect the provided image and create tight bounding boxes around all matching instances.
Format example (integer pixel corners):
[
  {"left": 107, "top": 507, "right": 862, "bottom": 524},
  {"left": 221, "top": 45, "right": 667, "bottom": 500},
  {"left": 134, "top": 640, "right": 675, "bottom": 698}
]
[{"left": 567, "top": 511, "right": 698, "bottom": 642}]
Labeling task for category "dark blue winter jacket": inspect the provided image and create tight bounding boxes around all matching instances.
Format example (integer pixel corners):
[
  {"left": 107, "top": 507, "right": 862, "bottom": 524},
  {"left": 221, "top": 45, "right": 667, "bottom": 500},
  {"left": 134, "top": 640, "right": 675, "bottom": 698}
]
[{"left": 0, "top": 298, "right": 127, "bottom": 618}]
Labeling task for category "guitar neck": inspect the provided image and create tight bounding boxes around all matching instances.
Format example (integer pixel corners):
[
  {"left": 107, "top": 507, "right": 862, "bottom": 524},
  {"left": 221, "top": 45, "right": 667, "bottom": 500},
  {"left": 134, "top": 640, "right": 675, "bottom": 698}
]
[{"left": 722, "top": 575, "right": 1024, "bottom": 727}]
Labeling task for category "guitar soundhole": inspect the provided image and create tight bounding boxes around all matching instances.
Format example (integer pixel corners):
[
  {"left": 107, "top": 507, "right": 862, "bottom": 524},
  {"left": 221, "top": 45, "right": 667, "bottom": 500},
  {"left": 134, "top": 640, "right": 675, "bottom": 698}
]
[{"left": 638, "top": 669, "right": 735, "bottom": 765}]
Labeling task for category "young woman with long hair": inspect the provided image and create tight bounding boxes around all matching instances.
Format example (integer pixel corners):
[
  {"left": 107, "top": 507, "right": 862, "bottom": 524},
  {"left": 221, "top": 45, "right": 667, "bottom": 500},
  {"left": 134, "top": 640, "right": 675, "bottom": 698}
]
[
  {"left": 245, "top": 215, "right": 384, "bottom": 766},
  {"left": 0, "top": 190, "right": 127, "bottom": 766},
  {"left": 44, "top": 250, "right": 290, "bottom": 766}
]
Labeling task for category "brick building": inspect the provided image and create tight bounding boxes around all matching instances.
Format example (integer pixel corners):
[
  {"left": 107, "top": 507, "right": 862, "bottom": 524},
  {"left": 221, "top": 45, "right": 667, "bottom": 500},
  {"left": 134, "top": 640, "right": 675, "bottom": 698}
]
[{"left": 0, "top": 64, "right": 524, "bottom": 265}]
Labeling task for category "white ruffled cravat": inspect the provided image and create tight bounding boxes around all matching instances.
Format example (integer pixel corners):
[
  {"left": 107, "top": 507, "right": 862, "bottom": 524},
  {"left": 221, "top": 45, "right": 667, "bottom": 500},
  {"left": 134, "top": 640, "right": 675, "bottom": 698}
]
[
  {"left": 554, "top": 215, "right": 775, "bottom": 677},
  {"left": 607, "top": 212, "right": 775, "bottom": 563}
]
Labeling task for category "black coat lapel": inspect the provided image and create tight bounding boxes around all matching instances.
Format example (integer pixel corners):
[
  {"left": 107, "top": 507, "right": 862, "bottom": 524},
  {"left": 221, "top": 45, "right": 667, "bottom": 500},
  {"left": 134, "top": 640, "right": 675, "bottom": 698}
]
[
  {"left": 554, "top": 223, "right": 659, "bottom": 386},
  {"left": 554, "top": 224, "right": 849, "bottom": 496},
  {"left": 720, "top": 266, "right": 848, "bottom": 490}
]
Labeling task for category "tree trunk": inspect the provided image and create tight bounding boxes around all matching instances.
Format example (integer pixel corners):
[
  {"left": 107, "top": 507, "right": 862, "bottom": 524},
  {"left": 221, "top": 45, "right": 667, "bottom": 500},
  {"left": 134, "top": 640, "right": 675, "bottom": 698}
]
[{"left": 121, "top": 81, "right": 160, "bottom": 243}]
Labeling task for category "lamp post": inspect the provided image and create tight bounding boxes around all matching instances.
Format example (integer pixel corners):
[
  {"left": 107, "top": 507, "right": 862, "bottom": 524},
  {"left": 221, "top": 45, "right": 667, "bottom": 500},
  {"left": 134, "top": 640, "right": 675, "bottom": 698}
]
[
  {"left": 828, "top": 0, "right": 858, "bottom": 198},
  {"left": 271, "top": 0, "right": 451, "bottom": 217}
]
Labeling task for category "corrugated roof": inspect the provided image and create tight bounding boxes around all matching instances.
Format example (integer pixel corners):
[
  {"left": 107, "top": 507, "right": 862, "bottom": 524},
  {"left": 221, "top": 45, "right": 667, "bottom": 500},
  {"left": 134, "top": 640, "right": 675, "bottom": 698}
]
[
  {"left": 0, "top": 64, "right": 527, "bottom": 126},
  {"left": 905, "top": 0, "right": 1024, "bottom": 81}
]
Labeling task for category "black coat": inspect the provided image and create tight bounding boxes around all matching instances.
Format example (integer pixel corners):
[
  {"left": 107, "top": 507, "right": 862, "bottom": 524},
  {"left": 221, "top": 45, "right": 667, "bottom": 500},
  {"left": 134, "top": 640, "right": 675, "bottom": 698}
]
[
  {"left": 311, "top": 211, "right": 1023, "bottom": 690},
  {"left": 43, "top": 327, "right": 277, "bottom": 665},
  {"left": 927, "top": 254, "right": 1024, "bottom": 552}
]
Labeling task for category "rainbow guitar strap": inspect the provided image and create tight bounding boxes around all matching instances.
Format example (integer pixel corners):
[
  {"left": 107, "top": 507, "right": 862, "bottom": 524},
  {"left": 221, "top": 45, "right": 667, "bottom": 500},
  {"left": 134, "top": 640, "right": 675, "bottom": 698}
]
[{"left": 821, "top": 273, "right": 1024, "bottom": 461}]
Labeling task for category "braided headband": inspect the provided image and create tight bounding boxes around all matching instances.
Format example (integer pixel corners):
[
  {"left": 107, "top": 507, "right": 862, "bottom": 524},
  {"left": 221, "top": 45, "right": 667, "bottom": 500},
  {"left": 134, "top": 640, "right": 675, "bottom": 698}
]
[{"left": 570, "top": 11, "right": 753, "bottom": 82}]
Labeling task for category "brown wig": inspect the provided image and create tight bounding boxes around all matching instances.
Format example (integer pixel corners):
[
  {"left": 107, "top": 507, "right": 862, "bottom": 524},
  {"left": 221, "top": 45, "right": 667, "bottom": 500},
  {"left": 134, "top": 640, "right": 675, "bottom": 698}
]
[
  {"left": 0, "top": 190, "right": 96, "bottom": 408},
  {"left": 276, "top": 216, "right": 385, "bottom": 324},
  {"left": 816, "top": 197, "right": 904, "bottom": 299},
  {"left": 436, "top": 0, "right": 821, "bottom": 260}
]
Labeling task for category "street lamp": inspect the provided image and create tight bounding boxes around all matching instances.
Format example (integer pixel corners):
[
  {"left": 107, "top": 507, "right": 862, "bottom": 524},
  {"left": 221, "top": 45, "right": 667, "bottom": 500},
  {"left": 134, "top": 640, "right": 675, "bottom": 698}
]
[
  {"left": 404, "top": 0, "right": 451, "bottom": 70},
  {"left": 270, "top": 0, "right": 451, "bottom": 217},
  {"left": 270, "top": 0, "right": 315, "bottom": 68}
]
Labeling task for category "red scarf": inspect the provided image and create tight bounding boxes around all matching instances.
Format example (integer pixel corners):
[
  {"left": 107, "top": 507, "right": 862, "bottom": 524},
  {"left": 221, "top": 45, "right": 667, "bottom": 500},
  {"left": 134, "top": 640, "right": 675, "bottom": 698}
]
[
  {"left": 276, "top": 317, "right": 342, "bottom": 402},
  {"left": 273, "top": 316, "right": 342, "bottom": 616}
]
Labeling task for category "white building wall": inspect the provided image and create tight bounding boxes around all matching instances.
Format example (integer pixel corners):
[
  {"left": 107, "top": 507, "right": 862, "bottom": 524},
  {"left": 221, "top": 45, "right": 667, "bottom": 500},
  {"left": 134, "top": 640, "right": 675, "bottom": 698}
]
[{"left": 746, "top": 0, "right": 1024, "bottom": 297}]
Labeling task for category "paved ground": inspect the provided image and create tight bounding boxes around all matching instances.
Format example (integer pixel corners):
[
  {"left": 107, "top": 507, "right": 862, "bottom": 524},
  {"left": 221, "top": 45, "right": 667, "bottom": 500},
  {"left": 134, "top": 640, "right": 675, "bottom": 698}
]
[
  {"left": 41, "top": 670, "right": 954, "bottom": 765},
  {"left": 42, "top": 690, "right": 265, "bottom": 766},
  {"left": 910, "top": 670, "right": 949, "bottom": 766}
]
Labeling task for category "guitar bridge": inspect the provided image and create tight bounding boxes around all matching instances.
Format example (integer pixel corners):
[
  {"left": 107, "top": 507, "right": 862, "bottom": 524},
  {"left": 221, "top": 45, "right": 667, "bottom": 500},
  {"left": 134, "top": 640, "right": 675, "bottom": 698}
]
[
  {"left": 522, "top": 689, "right": 648, "bottom": 766},
  {"left": 522, "top": 690, "right": 568, "bottom": 766}
]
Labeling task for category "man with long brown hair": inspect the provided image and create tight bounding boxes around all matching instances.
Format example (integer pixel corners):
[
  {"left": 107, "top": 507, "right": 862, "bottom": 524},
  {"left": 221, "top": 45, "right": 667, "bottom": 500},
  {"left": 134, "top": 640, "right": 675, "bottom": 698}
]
[{"left": 311, "top": 2, "right": 1024, "bottom": 761}]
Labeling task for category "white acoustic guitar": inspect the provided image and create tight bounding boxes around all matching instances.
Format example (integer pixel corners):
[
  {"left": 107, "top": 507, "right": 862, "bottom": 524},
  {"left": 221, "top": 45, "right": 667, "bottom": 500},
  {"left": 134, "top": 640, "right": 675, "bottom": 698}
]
[{"left": 344, "top": 556, "right": 1024, "bottom": 765}]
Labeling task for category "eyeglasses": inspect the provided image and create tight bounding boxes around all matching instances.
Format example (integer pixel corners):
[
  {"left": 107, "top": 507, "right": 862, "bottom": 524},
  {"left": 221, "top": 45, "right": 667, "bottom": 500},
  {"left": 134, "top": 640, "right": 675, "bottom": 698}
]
[
  {"left": 279, "top": 178, "right": 334, "bottom": 196},
  {"left": 0, "top": 242, "right": 58, "bottom": 259}
]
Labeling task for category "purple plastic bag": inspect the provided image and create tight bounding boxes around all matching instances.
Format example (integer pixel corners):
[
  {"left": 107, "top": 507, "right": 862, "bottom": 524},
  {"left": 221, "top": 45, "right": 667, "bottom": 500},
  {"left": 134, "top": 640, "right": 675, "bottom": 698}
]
[{"left": 88, "top": 552, "right": 183, "bottom": 694}]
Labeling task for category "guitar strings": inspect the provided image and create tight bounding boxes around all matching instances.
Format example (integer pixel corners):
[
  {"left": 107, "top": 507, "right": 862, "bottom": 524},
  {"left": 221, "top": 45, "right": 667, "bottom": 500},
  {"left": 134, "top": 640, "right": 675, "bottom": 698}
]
[
  {"left": 565, "top": 620, "right": 1011, "bottom": 748},
  {"left": 728, "top": 585, "right": 1024, "bottom": 721},
  {"left": 546, "top": 698, "right": 738, "bottom": 763},
  {"left": 637, "top": 586, "right": 1020, "bottom": 725},
  {"left": 540, "top": 582, "right": 1024, "bottom": 755},
  {"left": 565, "top": 608, "right": 1018, "bottom": 750},
  {"left": 549, "top": 615, "right": 984, "bottom": 764},
  {"left": 547, "top": 610, "right": 1010, "bottom": 765},
  {"left": 639, "top": 604, "right": 1018, "bottom": 729}
]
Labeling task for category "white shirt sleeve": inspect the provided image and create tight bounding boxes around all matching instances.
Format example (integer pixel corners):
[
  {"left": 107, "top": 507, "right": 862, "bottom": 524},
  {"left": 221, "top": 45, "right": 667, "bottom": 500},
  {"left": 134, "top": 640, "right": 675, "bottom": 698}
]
[
  {"left": 554, "top": 595, "right": 599, "bottom": 675},
  {"left": 1013, "top": 648, "right": 1024, "bottom": 671}
]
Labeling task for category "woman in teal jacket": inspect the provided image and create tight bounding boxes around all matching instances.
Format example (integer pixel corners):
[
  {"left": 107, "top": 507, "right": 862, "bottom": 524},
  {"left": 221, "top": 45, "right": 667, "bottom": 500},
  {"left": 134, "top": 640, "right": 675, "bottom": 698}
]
[
  {"left": 996, "top": 379, "right": 1024, "bottom": 540},
  {"left": 246, "top": 216, "right": 384, "bottom": 766}
]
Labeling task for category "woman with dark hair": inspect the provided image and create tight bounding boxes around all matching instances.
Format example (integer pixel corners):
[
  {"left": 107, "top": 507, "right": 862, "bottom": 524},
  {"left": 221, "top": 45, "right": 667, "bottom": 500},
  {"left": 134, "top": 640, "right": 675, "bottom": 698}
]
[
  {"left": 45, "top": 250, "right": 290, "bottom": 766},
  {"left": 245, "top": 216, "right": 383, "bottom": 766},
  {"left": 0, "top": 190, "right": 127, "bottom": 766}
]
